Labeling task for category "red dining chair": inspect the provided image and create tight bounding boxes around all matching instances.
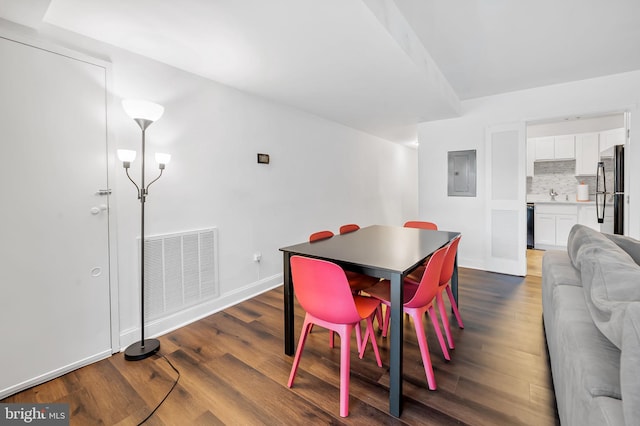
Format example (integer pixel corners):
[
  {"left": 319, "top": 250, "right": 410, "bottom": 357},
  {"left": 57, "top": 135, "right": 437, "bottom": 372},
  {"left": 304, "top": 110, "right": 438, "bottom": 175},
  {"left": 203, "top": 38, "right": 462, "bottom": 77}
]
[
  {"left": 404, "top": 220, "right": 438, "bottom": 231},
  {"left": 366, "top": 245, "right": 449, "bottom": 389},
  {"left": 309, "top": 230, "right": 335, "bottom": 242},
  {"left": 310, "top": 230, "right": 379, "bottom": 293},
  {"left": 435, "top": 235, "right": 464, "bottom": 349},
  {"left": 287, "top": 256, "right": 382, "bottom": 417},
  {"left": 403, "top": 221, "right": 438, "bottom": 283},
  {"left": 339, "top": 223, "right": 360, "bottom": 234},
  {"left": 338, "top": 223, "right": 383, "bottom": 328}
]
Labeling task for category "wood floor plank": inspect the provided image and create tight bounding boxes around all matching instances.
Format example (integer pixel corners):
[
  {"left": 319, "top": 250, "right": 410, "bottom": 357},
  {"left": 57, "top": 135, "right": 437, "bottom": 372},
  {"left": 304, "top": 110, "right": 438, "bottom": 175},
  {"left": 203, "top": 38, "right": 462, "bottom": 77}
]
[{"left": 2, "top": 264, "right": 560, "bottom": 425}]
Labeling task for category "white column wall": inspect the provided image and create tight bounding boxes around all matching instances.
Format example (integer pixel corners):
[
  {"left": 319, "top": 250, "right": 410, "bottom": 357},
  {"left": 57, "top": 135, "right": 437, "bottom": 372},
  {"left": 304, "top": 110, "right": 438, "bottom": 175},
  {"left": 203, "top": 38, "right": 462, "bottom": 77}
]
[{"left": 418, "top": 70, "right": 640, "bottom": 271}]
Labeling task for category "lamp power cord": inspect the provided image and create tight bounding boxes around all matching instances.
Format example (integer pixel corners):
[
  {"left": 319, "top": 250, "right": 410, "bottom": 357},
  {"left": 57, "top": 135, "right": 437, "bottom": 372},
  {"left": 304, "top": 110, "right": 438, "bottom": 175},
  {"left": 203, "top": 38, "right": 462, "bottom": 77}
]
[{"left": 137, "top": 354, "right": 180, "bottom": 425}]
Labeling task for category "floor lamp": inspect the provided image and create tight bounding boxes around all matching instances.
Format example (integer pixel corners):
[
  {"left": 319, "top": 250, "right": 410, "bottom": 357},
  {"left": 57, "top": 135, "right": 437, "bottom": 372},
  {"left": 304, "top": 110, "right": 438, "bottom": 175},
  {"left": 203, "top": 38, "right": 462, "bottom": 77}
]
[{"left": 118, "top": 99, "right": 171, "bottom": 361}]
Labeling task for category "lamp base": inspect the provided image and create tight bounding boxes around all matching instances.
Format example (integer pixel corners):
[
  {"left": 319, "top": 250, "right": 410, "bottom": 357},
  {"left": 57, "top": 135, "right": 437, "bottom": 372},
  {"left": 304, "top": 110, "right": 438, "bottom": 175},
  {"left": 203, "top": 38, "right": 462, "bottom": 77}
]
[{"left": 124, "top": 338, "right": 160, "bottom": 361}]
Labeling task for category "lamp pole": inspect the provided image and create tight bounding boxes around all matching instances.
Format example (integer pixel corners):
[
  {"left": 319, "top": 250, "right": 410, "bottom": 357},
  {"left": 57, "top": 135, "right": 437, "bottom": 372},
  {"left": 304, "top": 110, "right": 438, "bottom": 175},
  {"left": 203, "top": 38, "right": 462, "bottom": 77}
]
[{"left": 118, "top": 100, "right": 169, "bottom": 361}]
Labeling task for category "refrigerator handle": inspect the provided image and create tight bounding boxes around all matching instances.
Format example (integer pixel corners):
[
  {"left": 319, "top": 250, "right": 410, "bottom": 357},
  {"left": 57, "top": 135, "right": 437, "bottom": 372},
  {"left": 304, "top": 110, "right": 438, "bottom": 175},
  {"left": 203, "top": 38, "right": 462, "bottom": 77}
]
[{"left": 596, "top": 161, "right": 605, "bottom": 223}]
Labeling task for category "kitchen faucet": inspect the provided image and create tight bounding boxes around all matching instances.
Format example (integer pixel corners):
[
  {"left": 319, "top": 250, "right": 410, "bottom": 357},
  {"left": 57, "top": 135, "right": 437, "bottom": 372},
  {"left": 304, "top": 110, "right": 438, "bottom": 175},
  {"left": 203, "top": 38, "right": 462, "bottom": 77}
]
[{"left": 549, "top": 188, "right": 558, "bottom": 201}]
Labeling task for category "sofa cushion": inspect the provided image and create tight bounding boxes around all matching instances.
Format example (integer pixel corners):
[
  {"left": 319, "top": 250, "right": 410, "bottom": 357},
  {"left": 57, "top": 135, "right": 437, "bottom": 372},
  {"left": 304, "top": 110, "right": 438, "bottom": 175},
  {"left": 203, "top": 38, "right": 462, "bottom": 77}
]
[
  {"left": 551, "top": 285, "right": 621, "bottom": 400},
  {"left": 621, "top": 302, "right": 640, "bottom": 426},
  {"left": 588, "top": 397, "right": 625, "bottom": 426},
  {"left": 605, "top": 233, "right": 640, "bottom": 266},
  {"left": 542, "top": 250, "right": 582, "bottom": 287},
  {"left": 579, "top": 242, "right": 640, "bottom": 349}
]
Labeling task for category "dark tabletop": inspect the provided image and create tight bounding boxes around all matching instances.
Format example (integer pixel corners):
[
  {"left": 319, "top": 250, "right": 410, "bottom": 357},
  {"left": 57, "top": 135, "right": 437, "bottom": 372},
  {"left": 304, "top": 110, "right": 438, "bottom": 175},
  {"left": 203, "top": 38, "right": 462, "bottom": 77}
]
[{"left": 280, "top": 225, "right": 459, "bottom": 276}]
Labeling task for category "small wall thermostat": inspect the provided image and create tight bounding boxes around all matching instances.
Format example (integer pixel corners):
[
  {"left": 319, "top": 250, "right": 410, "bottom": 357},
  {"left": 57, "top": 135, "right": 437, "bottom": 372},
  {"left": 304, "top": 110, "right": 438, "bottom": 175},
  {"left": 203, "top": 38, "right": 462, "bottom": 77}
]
[{"left": 257, "top": 153, "right": 270, "bottom": 164}]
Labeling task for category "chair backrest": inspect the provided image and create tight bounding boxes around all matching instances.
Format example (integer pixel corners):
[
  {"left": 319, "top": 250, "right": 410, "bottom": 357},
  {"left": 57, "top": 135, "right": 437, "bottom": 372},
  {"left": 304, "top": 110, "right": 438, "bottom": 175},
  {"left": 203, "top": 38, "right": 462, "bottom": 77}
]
[
  {"left": 309, "top": 230, "right": 334, "bottom": 242},
  {"left": 404, "top": 221, "right": 438, "bottom": 230},
  {"left": 439, "top": 235, "right": 461, "bottom": 286},
  {"left": 290, "top": 256, "right": 362, "bottom": 323},
  {"left": 404, "top": 245, "right": 447, "bottom": 309},
  {"left": 339, "top": 224, "right": 360, "bottom": 234}
]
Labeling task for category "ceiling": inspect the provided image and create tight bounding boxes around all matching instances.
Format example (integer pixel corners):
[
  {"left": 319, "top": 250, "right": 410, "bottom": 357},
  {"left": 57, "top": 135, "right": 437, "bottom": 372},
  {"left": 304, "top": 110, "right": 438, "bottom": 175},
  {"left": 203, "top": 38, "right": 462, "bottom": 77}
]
[{"left": 1, "top": 0, "right": 640, "bottom": 144}]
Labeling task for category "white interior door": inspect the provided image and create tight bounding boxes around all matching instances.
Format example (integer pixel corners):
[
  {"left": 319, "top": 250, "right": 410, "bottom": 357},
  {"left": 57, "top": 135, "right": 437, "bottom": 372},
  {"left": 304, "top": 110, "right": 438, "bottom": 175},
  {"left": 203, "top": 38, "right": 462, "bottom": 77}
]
[
  {"left": 485, "top": 123, "right": 527, "bottom": 276},
  {"left": 0, "top": 35, "right": 112, "bottom": 398}
]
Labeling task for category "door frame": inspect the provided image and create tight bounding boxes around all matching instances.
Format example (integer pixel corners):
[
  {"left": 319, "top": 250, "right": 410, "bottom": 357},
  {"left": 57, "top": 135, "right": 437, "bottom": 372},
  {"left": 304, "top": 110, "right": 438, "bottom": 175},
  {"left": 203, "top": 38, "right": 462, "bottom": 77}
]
[{"left": 525, "top": 107, "right": 638, "bottom": 240}]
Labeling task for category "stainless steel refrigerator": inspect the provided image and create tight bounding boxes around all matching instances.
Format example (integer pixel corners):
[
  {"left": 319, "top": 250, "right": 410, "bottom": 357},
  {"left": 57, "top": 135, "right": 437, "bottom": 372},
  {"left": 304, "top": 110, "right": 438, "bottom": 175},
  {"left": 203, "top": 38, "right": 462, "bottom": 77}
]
[{"left": 596, "top": 144, "right": 624, "bottom": 234}]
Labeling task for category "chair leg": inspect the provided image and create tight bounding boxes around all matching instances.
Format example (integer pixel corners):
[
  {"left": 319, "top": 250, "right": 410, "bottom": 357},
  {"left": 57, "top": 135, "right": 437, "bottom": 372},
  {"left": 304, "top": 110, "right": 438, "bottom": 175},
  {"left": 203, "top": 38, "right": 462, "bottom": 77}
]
[
  {"left": 359, "top": 314, "right": 382, "bottom": 367},
  {"left": 288, "top": 317, "right": 313, "bottom": 388},
  {"left": 410, "top": 310, "right": 437, "bottom": 390},
  {"left": 337, "top": 325, "right": 351, "bottom": 417},
  {"left": 436, "top": 292, "right": 455, "bottom": 350},
  {"left": 381, "top": 304, "right": 391, "bottom": 338},
  {"left": 375, "top": 305, "right": 383, "bottom": 331},
  {"left": 446, "top": 284, "right": 464, "bottom": 328},
  {"left": 427, "top": 304, "right": 450, "bottom": 360}
]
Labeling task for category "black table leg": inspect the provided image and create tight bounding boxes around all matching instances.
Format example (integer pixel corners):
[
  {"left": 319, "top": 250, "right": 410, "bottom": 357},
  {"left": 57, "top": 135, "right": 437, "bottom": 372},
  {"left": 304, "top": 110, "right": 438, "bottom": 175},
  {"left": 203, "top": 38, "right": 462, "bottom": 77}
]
[
  {"left": 451, "top": 253, "right": 459, "bottom": 311},
  {"left": 283, "top": 251, "right": 295, "bottom": 355},
  {"left": 389, "top": 272, "right": 403, "bottom": 417}
]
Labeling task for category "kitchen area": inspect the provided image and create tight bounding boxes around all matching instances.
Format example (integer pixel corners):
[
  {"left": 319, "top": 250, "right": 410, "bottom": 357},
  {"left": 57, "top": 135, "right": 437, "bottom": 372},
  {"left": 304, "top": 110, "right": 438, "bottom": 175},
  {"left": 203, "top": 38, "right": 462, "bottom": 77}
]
[{"left": 526, "top": 113, "right": 626, "bottom": 251}]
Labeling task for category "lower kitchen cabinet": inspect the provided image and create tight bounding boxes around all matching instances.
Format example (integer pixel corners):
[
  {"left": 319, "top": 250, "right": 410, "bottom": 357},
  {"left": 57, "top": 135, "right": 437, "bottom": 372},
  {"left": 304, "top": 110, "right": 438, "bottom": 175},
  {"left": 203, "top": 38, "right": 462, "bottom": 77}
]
[
  {"left": 534, "top": 204, "right": 578, "bottom": 249},
  {"left": 534, "top": 202, "right": 612, "bottom": 249}
]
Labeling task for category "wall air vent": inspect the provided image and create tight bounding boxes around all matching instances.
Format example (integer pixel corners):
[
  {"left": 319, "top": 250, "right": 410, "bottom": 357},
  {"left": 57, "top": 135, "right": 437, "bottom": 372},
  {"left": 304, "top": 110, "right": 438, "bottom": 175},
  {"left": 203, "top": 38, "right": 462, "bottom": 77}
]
[{"left": 141, "top": 228, "right": 219, "bottom": 323}]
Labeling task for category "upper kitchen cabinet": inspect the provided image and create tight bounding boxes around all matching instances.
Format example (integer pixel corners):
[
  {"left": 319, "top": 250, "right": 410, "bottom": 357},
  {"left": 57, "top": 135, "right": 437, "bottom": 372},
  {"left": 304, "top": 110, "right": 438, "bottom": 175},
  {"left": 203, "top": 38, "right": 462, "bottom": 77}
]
[
  {"left": 575, "top": 133, "right": 599, "bottom": 176},
  {"left": 599, "top": 128, "right": 625, "bottom": 157},
  {"left": 532, "top": 135, "right": 575, "bottom": 160},
  {"left": 554, "top": 135, "right": 576, "bottom": 159}
]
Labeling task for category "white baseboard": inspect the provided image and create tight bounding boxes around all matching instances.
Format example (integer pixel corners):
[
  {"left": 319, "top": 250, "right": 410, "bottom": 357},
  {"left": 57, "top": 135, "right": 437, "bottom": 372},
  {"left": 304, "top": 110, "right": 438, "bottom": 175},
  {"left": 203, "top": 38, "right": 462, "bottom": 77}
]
[
  {"left": 120, "top": 273, "right": 283, "bottom": 351},
  {"left": 0, "top": 350, "right": 112, "bottom": 400}
]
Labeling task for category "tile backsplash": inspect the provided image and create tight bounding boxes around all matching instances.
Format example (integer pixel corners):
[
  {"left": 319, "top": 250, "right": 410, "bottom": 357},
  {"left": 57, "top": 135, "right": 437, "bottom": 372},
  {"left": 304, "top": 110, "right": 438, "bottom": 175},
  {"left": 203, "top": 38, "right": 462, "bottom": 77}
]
[{"left": 527, "top": 159, "right": 612, "bottom": 200}]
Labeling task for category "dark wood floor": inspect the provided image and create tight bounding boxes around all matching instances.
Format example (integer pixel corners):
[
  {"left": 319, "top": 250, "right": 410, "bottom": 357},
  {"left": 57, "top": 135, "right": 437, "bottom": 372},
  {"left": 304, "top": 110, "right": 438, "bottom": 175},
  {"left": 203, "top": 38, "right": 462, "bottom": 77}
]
[{"left": 3, "top": 267, "right": 559, "bottom": 425}]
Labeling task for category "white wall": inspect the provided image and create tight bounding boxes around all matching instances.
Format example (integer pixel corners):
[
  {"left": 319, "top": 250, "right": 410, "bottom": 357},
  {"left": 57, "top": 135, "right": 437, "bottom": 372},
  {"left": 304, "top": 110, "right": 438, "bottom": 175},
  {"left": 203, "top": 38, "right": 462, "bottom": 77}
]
[
  {"left": 2, "top": 20, "right": 418, "bottom": 349},
  {"left": 111, "top": 48, "right": 419, "bottom": 347},
  {"left": 418, "top": 71, "right": 640, "bottom": 270}
]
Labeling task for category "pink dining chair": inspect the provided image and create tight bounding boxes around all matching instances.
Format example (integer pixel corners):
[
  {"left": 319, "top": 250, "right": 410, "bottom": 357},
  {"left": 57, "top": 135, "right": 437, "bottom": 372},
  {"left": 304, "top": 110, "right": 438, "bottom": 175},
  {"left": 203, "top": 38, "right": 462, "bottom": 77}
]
[
  {"left": 435, "top": 235, "right": 464, "bottom": 349},
  {"left": 404, "top": 220, "right": 439, "bottom": 230},
  {"left": 287, "top": 255, "right": 382, "bottom": 417},
  {"left": 366, "top": 245, "right": 449, "bottom": 390},
  {"left": 308, "top": 230, "right": 376, "bottom": 349}
]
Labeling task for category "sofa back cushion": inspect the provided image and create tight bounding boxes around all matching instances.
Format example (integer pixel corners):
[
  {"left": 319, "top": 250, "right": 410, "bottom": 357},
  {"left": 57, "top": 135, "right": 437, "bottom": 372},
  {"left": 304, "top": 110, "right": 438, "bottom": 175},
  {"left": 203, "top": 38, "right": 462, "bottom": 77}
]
[
  {"left": 604, "top": 233, "right": 640, "bottom": 266},
  {"left": 579, "top": 242, "right": 640, "bottom": 349},
  {"left": 568, "top": 224, "right": 612, "bottom": 270}
]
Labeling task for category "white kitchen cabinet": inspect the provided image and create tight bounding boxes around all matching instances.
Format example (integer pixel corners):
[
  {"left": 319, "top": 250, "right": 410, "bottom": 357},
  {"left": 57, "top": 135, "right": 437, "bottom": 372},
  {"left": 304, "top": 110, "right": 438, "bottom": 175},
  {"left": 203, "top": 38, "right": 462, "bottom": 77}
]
[
  {"left": 599, "top": 128, "right": 625, "bottom": 156},
  {"left": 534, "top": 137, "right": 555, "bottom": 160},
  {"left": 534, "top": 203, "right": 578, "bottom": 248},
  {"left": 577, "top": 203, "right": 614, "bottom": 232},
  {"left": 535, "top": 213, "right": 557, "bottom": 246},
  {"left": 532, "top": 135, "right": 575, "bottom": 161},
  {"left": 575, "top": 133, "right": 599, "bottom": 176},
  {"left": 556, "top": 215, "right": 577, "bottom": 246},
  {"left": 554, "top": 135, "right": 575, "bottom": 159}
]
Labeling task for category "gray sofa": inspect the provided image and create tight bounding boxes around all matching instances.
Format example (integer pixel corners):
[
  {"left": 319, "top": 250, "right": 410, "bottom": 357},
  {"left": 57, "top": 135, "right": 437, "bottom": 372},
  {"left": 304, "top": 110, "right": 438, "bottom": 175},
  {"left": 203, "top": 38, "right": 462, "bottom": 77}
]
[{"left": 542, "top": 224, "right": 640, "bottom": 426}]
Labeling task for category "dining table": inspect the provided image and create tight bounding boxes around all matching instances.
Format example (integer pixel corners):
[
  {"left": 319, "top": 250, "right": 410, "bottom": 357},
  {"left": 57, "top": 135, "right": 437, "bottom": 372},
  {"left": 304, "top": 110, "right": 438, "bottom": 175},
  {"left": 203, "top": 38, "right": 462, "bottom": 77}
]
[{"left": 280, "top": 224, "right": 461, "bottom": 417}]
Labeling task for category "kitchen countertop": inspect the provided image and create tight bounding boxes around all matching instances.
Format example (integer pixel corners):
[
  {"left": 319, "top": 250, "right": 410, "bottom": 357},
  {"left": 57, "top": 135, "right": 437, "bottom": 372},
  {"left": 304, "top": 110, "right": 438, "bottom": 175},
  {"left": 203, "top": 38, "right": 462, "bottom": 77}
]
[
  {"left": 527, "top": 194, "right": 594, "bottom": 204},
  {"left": 532, "top": 200, "right": 595, "bottom": 205}
]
